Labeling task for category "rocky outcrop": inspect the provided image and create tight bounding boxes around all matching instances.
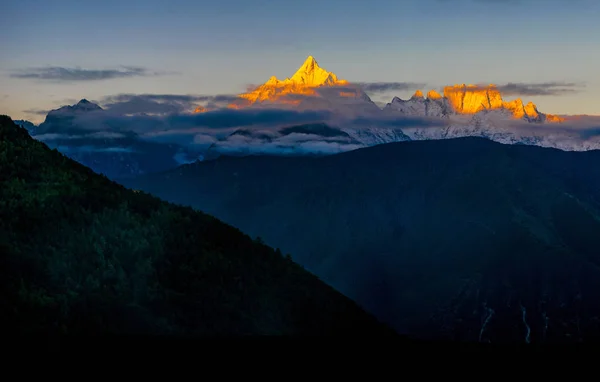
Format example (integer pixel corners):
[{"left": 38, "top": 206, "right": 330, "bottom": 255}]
[
  {"left": 386, "top": 84, "right": 564, "bottom": 123},
  {"left": 412, "top": 90, "right": 424, "bottom": 99},
  {"left": 427, "top": 90, "right": 442, "bottom": 100},
  {"left": 237, "top": 56, "right": 349, "bottom": 105},
  {"left": 385, "top": 90, "right": 452, "bottom": 118},
  {"left": 192, "top": 56, "right": 381, "bottom": 115}
]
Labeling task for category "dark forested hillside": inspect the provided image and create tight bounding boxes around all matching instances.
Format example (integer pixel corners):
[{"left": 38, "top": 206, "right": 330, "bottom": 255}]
[
  {"left": 122, "top": 136, "right": 600, "bottom": 343},
  {"left": 0, "top": 115, "right": 395, "bottom": 337}
]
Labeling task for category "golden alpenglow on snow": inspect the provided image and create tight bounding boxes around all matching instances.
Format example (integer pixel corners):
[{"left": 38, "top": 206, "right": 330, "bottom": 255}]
[
  {"left": 195, "top": 56, "right": 350, "bottom": 112},
  {"left": 442, "top": 84, "right": 564, "bottom": 122}
]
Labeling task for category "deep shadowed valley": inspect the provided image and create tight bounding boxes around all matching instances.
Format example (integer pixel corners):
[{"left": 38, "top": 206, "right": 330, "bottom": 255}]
[
  {"left": 0, "top": 115, "right": 396, "bottom": 337},
  {"left": 121, "top": 137, "right": 600, "bottom": 342}
]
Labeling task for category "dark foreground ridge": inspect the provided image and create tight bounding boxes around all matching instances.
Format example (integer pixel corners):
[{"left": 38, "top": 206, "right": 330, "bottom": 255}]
[
  {"left": 0, "top": 115, "right": 395, "bottom": 337},
  {"left": 123, "top": 133, "right": 600, "bottom": 343}
]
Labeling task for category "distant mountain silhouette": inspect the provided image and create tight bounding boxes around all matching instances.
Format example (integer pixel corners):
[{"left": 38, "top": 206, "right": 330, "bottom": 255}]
[
  {"left": 0, "top": 115, "right": 395, "bottom": 337},
  {"left": 122, "top": 137, "right": 600, "bottom": 342},
  {"left": 23, "top": 100, "right": 203, "bottom": 179}
]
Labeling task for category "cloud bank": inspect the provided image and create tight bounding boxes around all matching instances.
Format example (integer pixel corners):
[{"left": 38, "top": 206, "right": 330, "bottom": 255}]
[
  {"left": 494, "top": 82, "right": 585, "bottom": 97},
  {"left": 352, "top": 81, "right": 584, "bottom": 98},
  {"left": 98, "top": 93, "right": 241, "bottom": 115},
  {"left": 22, "top": 108, "right": 49, "bottom": 116},
  {"left": 355, "top": 82, "right": 427, "bottom": 93},
  {"left": 24, "top": 80, "right": 600, "bottom": 164}
]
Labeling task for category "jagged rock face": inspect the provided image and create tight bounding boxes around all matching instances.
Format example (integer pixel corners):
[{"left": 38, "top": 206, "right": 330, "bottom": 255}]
[
  {"left": 545, "top": 114, "right": 564, "bottom": 123},
  {"left": 442, "top": 84, "right": 563, "bottom": 122},
  {"left": 427, "top": 90, "right": 442, "bottom": 100},
  {"left": 191, "top": 57, "right": 564, "bottom": 125},
  {"left": 386, "top": 96, "right": 426, "bottom": 116},
  {"left": 524, "top": 101, "right": 540, "bottom": 121},
  {"left": 385, "top": 92, "right": 452, "bottom": 118},
  {"left": 386, "top": 85, "right": 564, "bottom": 123},
  {"left": 503, "top": 98, "right": 526, "bottom": 119},
  {"left": 444, "top": 84, "right": 504, "bottom": 114},
  {"left": 192, "top": 55, "right": 381, "bottom": 116},
  {"left": 195, "top": 56, "right": 354, "bottom": 111},
  {"left": 288, "top": 56, "right": 346, "bottom": 87}
]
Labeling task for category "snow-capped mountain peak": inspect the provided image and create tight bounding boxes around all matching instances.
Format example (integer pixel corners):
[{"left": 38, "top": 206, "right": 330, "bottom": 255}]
[
  {"left": 385, "top": 85, "right": 563, "bottom": 123},
  {"left": 74, "top": 99, "right": 103, "bottom": 111},
  {"left": 36, "top": 99, "right": 104, "bottom": 134},
  {"left": 411, "top": 90, "right": 424, "bottom": 99}
]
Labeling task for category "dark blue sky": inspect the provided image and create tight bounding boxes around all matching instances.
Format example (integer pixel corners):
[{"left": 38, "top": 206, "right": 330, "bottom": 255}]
[{"left": 1, "top": 0, "right": 598, "bottom": 121}]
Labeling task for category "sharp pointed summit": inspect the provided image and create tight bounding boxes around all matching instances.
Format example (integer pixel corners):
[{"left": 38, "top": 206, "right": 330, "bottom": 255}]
[
  {"left": 411, "top": 90, "right": 424, "bottom": 99},
  {"left": 300, "top": 55, "right": 317, "bottom": 69},
  {"left": 210, "top": 55, "right": 350, "bottom": 109},
  {"left": 288, "top": 55, "right": 347, "bottom": 87}
]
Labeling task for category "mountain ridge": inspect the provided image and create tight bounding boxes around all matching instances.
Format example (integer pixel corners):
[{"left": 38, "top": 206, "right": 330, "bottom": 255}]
[
  {"left": 0, "top": 114, "right": 396, "bottom": 337},
  {"left": 121, "top": 136, "right": 600, "bottom": 342},
  {"left": 193, "top": 56, "right": 564, "bottom": 125},
  {"left": 195, "top": 56, "right": 353, "bottom": 112},
  {"left": 386, "top": 84, "right": 563, "bottom": 123}
]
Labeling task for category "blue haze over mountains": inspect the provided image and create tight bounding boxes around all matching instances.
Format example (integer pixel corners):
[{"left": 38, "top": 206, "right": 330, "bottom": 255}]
[
  {"left": 5, "top": 0, "right": 600, "bottom": 343},
  {"left": 16, "top": 93, "right": 600, "bottom": 179},
  {"left": 121, "top": 137, "right": 600, "bottom": 341}
]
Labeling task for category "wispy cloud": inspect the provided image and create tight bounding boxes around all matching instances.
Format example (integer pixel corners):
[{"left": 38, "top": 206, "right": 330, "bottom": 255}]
[
  {"left": 355, "top": 82, "right": 427, "bottom": 93},
  {"left": 494, "top": 82, "right": 585, "bottom": 97},
  {"left": 164, "top": 108, "right": 333, "bottom": 129},
  {"left": 54, "top": 145, "right": 137, "bottom": 154},
  {"left": 205, "top": 113, "right": 449, "bottom": 156},
  {"left": 32, "top": 104, "right": 341, "bottom": 157},
  {"left": 10, "top": 66, "right": 168, "bottom": 82},
  {"left": 210, "top": 127, "right": 364, "bottom": 156},
  {"left": 451, "top": 82, "right": 585, "bottom": 97},
  {"left": 28, "top": 88, "right": 600, "bottom": 160},
  {"left": 102, "top": 93, "right": 239, "bottom": 104},
  {"left": 23, "top": 108, "right": 49, "bottom": 116},
  {"left": 37, "top": 105, "right": 333, "bottom": 140},
  {"left": 214, "top": 138, "right": 363, "bottom": 156},
  {"left": 34, "top": 131, "right": 128, "bottom": 141},
  {"left": 244, "top": 84, "right": 261, "bottom": 92}
]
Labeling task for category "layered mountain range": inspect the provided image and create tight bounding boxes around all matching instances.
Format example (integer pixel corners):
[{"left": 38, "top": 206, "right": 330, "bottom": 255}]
[
  {"left": 16, "top": 55, "right": 596, "bottom": 178},
  {"left": 1, "top": 115, "right": 395, "bottom": 337},
  {"left": 191, "top": 56, "right": 591, "bottom": 155},
  {"left": 122, "top": 136, "right": 600, "bottom": 342},
  {"left": 195, "top": 55, "right": 563, "bottom": 123},
  {"left": 29, "top": 100, "right": 202, "bottom": 179}
]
